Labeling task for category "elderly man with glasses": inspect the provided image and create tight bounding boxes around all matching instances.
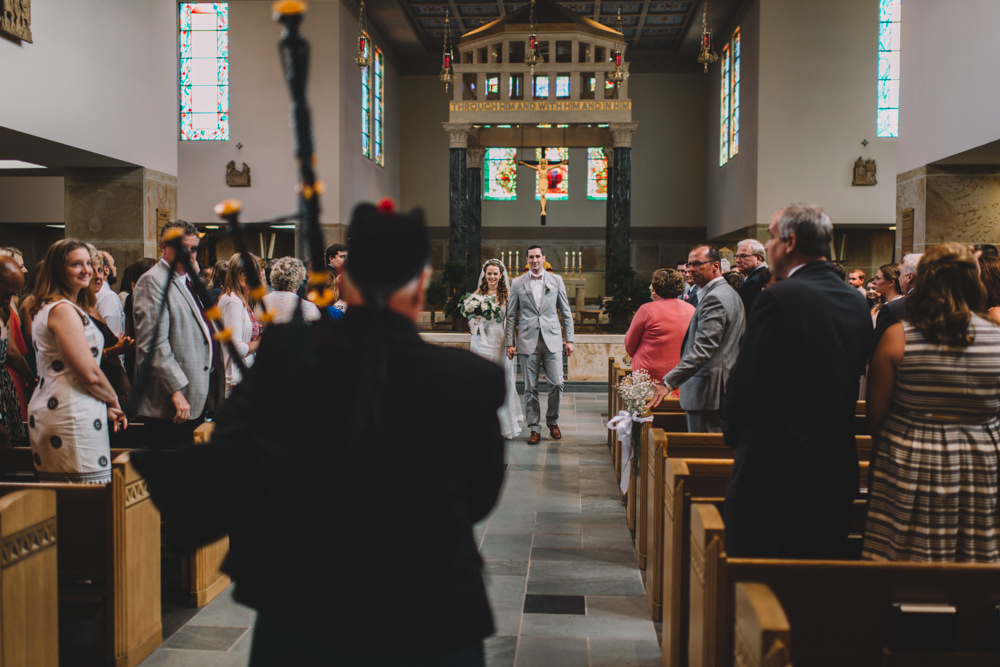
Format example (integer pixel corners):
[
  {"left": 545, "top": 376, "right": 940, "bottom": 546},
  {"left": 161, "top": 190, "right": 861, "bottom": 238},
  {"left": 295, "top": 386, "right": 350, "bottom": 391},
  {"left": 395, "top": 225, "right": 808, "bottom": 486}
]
[{"left": 648, "top": 244, "right": 746, "bottom": 432}]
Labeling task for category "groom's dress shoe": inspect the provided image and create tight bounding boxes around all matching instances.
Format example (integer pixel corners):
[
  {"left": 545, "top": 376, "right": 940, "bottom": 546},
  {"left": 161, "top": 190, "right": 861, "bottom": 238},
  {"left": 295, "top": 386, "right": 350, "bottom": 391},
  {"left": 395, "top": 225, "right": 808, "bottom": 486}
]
[
  {"left": 549, "top": 425, "right": 562, "bottom": 440},
  {"left": 527, "top": 431, "right": 541, "bottom": 445}
]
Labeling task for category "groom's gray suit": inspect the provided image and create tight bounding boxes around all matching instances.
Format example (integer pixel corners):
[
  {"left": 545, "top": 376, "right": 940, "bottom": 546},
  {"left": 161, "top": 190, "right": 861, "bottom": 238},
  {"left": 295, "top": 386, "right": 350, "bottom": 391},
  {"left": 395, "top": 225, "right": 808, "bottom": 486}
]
[{"left": 505, "top": 270, "right": 574, "bottom": 435}]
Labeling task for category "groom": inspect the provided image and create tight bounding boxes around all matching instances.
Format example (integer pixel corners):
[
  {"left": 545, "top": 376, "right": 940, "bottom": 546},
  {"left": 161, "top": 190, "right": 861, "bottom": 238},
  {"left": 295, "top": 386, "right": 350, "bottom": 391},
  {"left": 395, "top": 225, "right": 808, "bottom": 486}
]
[{"left": 506, "top": 245, "right": 575, "bottom": 444}]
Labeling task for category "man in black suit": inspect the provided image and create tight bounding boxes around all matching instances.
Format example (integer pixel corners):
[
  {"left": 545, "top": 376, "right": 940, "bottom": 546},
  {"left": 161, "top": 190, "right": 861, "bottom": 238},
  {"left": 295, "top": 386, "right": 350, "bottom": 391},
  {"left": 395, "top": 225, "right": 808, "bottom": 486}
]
[
  {"left": 723, "top": 203, "right": 872, "bottom": 558},
  {"left": 872, "top": 253, "right": 922, "bottom": 348},
  {"left": 134, "top": 203, "right": 506, "bottom": 665},
  {"left": 735, "top": 238, "right": 768, "bottom": 314}
]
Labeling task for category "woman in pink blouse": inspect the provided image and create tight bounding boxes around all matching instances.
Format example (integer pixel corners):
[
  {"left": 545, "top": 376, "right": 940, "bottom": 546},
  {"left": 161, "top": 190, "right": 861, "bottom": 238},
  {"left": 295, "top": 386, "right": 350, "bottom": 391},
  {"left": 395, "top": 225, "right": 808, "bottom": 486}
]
[{"left": 624, "top": 268, "right": 695, "bottom": 387}]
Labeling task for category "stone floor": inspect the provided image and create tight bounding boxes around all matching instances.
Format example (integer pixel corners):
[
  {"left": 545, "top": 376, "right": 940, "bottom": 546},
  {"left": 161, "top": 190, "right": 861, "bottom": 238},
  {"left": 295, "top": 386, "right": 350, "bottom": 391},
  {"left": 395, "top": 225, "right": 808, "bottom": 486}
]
[{"left": 132, "top": 391, "right": 659, "bottom": 666}]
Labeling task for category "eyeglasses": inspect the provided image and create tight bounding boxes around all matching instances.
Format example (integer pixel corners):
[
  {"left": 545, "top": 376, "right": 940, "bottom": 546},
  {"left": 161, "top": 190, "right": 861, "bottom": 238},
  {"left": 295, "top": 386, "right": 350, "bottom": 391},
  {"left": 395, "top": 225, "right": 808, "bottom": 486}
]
[
  {"left": 735, "top": 253, "right": 756, "bottom": 260},
  {"left": 686, "top": 260, "right": 714, "bottom": 268}
]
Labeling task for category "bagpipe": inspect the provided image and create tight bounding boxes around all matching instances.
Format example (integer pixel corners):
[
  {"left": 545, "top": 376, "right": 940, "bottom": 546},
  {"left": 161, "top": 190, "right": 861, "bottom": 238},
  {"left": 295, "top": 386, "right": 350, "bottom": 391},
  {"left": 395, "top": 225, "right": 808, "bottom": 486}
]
[{"left": 127, "top": 0, "right": 331, "bottom": 417}]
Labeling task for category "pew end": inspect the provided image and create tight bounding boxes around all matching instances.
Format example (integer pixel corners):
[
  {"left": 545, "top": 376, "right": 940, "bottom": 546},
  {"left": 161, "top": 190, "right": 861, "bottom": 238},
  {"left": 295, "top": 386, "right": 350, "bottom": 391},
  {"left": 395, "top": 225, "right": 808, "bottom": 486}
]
[
  {"left": 734, "top": 582, "right": 791, "bottom": 667},
  {"left": 0, "top": 489, "right": 59, "bottom": 667}
]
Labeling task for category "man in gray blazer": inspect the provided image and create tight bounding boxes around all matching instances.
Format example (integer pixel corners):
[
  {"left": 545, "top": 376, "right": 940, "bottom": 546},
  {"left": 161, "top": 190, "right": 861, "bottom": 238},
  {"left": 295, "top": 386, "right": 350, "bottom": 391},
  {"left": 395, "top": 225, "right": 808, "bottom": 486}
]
[
  {"left": 505, "top": 245, "right": 574, "bottom": 444},
  {"left": 133, "top": 219, "right": 214, "bottom": 448},
  {"left": 648, "top": 245, "right": 745, "bottom": 432}
]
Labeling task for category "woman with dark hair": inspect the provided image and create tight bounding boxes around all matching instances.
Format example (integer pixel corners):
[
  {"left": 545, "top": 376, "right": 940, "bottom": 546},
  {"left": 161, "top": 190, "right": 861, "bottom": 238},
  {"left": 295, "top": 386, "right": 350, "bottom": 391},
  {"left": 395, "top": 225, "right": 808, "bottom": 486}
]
[
  {"left": 977, "top": 254, "right": 1000, "bottom": 323},
  {"left": 120, "top": 258, "right": 156, "bottom": 383},
  {"left": 864, "top": 243, "right": 1000, "bottom": 562},
  {"left": 28, "top": 239, "right": 127, "bottom": 484},
  {"left": 624, "top": 268, "right": 695, "bottom": 391}
]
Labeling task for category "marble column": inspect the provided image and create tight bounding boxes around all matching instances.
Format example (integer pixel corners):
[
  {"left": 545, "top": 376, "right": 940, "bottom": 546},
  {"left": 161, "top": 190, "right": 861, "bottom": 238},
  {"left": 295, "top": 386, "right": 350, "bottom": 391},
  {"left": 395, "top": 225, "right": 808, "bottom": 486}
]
[
  {"left": 466, "top": 146, "right": 485, "bottom": 289},
  {"left": 442, "top": 122, "right": 472, "bottom": 287},
  {"left": 606, "top": 123, "right": 638, "bottom": 293},
  {"left": 64, "top": 167, "right": 177, "bottom": 276}
]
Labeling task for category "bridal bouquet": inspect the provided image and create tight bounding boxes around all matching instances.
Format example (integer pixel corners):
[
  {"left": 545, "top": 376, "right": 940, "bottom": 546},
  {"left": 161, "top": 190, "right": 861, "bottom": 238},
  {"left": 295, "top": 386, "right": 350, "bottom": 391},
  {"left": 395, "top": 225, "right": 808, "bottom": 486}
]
[{"left": 459, "top": 292, "right": 503, "bottom": 335}]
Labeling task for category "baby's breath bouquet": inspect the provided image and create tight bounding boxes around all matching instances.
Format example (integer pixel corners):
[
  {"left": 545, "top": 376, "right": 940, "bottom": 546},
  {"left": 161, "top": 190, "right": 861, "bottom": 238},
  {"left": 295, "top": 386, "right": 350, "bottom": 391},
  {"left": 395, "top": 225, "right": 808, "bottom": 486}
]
[
  {"left": 617, "top": 368, "right": 657, "bottom": 415},
  {"left": 460, "top": 292, "right": 503, "bottom": 335},
  {"left": 607, "top": 368, "right": 657, "bottom": 493}
]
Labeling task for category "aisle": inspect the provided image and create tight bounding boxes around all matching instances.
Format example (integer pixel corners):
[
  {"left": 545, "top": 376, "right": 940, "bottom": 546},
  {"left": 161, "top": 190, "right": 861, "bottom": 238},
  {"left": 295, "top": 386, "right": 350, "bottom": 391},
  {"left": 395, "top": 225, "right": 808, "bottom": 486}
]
[
  {"left": 138, "top": 391, "right": 658, "bottom": 666},
  {"left": 479, "top": 392, "right": 660, "bottom": 666}
]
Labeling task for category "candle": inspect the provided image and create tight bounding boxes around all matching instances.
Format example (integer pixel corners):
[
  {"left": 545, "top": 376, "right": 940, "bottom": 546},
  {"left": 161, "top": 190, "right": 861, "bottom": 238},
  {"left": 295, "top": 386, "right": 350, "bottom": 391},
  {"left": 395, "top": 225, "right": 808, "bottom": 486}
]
[
  {"left": 516, "top": 251, "right": 520, "bottom": 272},
  {"left": 564, "top": 251, "right": 569, "bottom": 275}
]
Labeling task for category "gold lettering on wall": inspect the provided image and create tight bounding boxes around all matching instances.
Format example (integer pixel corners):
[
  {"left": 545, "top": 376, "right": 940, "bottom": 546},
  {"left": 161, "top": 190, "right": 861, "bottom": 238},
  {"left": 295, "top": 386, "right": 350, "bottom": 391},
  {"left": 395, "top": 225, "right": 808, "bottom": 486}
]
[{"left": 450, "top": 100, "right": 632, "bottom": 113}]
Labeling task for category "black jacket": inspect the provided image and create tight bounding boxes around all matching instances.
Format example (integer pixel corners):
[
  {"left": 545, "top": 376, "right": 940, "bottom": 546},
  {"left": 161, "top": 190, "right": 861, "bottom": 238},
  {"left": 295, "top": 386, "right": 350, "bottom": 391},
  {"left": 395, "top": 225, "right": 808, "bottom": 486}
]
[{"left": 133, "top": 307, "right": 506, "bottom": 652}]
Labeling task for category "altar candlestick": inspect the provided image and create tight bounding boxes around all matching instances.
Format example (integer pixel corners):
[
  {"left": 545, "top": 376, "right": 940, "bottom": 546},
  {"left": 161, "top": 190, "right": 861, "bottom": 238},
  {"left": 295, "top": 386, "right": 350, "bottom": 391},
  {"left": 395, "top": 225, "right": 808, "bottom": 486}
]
[
  {"left": 564, "top": 251, "right": 568, "bottom": 275},
  {"left": 516, "top": 251, "right": 520, "bottom": 272}
]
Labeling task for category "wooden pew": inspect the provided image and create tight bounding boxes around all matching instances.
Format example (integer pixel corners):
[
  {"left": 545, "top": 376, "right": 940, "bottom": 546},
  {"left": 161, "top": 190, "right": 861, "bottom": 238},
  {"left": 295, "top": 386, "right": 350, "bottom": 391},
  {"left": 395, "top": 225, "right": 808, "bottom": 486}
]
[
  {"left": 646, "top": 432, "right": 872, "bottom": 622},
  {"left": 660, "top": 455, "right": 871, "bottom": 667},
  {"left": 630, "top": 411, "right": 688, "bottom": 547},
  {"left": 733, "top": 582, "right": 790, "bottom": 667},
  {"left": 689, "top": 502, "right": 1000, "bottom": 667},
  {"left": 0, "top": 451, "right": 161, "bottom": 667},
  {"left": 0, "top": 489, "right": 59, "bottom": 667}
]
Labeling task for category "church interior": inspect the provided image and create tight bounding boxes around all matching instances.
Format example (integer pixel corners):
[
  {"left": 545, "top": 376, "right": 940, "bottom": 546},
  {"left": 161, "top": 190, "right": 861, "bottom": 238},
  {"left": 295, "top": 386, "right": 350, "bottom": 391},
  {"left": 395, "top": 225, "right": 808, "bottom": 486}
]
[{"left": 4, "top": 0, "right": 1000, "bottom": 665}]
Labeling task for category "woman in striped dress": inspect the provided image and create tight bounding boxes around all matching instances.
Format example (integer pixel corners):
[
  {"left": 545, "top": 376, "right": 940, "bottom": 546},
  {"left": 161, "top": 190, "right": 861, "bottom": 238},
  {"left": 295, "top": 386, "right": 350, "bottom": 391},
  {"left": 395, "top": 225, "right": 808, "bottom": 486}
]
[{"left": 863, "top": 243, "right": 1000, "bottom": 562}]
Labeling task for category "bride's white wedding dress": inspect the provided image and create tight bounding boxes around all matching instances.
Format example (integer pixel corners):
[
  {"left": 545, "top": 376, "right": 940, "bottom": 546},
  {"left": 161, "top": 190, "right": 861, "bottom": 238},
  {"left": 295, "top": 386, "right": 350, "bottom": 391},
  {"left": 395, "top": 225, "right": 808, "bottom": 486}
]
[{"left": 469, "top": 306, "right": 524, "bottom": 440}]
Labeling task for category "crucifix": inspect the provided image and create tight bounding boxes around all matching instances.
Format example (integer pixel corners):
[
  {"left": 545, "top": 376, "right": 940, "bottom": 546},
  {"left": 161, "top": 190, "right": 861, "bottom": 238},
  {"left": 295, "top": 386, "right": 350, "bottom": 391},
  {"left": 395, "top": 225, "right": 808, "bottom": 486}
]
[{"left": 518, "top": 154, "right": 564, "bottom": 225}]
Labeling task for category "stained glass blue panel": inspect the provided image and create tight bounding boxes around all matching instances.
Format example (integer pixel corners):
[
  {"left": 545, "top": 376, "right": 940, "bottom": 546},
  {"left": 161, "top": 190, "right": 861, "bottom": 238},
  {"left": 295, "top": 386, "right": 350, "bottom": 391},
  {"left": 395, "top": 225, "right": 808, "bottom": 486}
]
[
  {"left": 877, "top": 0, "right": 900, "bottom": 137},
  {"left": 484, "top": 148, "right": 517, "bottom": 200}
]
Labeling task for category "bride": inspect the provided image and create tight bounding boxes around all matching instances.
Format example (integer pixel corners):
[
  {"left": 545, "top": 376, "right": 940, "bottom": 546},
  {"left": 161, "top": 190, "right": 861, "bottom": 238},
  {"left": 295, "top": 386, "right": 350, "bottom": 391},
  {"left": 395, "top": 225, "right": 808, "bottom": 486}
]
[{"left": 469, "top": 259, "right": 524, "bottom": 440}]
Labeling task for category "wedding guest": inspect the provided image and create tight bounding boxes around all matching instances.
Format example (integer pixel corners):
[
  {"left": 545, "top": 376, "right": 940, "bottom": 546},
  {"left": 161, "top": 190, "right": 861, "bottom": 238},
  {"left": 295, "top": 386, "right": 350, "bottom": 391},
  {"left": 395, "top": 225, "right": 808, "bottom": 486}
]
[
  {"left": 864, "top": 244, "right": 1000, "bottom": 562},
  {"left": 0, "top": 257, "right": 30, "bottom": 444},
  {"left": 119, "top": 258, "right": 156, "bottom": 383},
  {"left": 86, "top": 246, "right": 133, "bottom": 409},
  {"left": 219, "top": 254, "right": 261, "bottom": 396},
  {"left": 624, "top": 268, "right": 695, "bottom": 393},
  {"left": 28, "top": 239, "right": 127, "bottom": 483},
  {"left": 0, "top": 249, "right": 31, "bottom": 422},
  {"left": 261, "top": 257, "right": 321, "bottom": 324},
  {"left": 978, "top": 254, "right": 1000, "bottom": 323}
]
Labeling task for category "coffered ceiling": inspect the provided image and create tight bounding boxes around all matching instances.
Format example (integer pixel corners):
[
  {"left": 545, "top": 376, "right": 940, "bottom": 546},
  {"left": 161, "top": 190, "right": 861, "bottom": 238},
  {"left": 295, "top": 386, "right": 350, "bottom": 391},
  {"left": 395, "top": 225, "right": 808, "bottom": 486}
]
[{"left": 363, "top": 0, "right": 749, "bottom": 74}]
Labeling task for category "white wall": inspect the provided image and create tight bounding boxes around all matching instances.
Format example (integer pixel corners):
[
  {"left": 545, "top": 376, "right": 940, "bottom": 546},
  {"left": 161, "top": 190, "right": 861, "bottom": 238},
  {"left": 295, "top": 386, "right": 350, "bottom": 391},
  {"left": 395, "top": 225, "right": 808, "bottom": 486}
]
[
  {"left": 0, "top": 1, "right": 176, "bottom": 176},
  {"left": 756, "top": 0, "right": 895, "bottom": 227},
  {"left": 896, "top": 0, "right": 1000, "bottom": 172},
  {"left": 177, "top": 0, "right": 399, "bottom": 225},
  {"left": 399, "top": 76, "right": 451, "bottom": 226},
  {"left": 708, "top": 0, "right": 897, "bottom": 238}
]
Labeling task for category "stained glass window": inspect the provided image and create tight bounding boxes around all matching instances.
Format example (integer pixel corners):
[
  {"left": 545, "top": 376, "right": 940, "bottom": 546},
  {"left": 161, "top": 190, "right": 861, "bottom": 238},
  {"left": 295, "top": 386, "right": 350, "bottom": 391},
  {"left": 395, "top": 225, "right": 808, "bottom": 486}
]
[
  {"left": 361, "top": 36, "right": 370, "bottom": 158},
  {"left": 373, "top": 47, "right": 384, "bottom": 166},
  {"left": 587, "top": 148, "right": 607, "bottom": 200},
  {"left": 534, "top": 147, "right": 568, "bottom": 201},
  {"left": 719, "top": 43, "right": 730, "bottom": 166},
  {"left": 556, "top": 75, "right": 570, "bottom": 98},
  {"left": 361, "top": 34, "right": 384, "bottom": 165},
  {"left": 179, "top": 3, "right": 229, "bottom": 141},
  {"left": 533, "top": 75, "right": 549, "bottom": 99},
  {"left": 877, "top": 0, "right": 901, "bottom": 138},
  {"left": 729, "top": 28, "right": 740, "bottom": 158},
  {"left": 484, "top": 148, "right": 517, "bottom": 201}
]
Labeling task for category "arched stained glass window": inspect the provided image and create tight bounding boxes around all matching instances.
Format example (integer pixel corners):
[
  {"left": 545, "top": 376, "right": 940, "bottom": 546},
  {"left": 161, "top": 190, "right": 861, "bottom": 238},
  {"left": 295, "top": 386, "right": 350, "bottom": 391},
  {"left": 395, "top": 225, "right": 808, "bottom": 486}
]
[
  {"left": 361, "top": 34, "right": 384, "bottom": 165},
  {"left": 719, "top": 43, "right": 731, "bottom": 166},
  {"left": 179, "top": 3, "right": 229, "bottom": 141}
]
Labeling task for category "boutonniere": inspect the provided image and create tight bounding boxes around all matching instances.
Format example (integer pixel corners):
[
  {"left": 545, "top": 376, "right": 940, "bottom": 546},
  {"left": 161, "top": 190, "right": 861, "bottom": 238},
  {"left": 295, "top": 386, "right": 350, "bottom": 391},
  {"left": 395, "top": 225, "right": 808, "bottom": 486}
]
[{"left": 544, "top": 282, "right": 551, "bottom": 294}]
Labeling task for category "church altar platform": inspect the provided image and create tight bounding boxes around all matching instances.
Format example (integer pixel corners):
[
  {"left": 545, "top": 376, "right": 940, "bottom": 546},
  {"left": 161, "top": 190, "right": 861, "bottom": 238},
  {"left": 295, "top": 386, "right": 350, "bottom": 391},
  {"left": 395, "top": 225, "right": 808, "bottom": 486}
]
[{"left": 419, "top": 332, "right": 625, "bottom": 382}]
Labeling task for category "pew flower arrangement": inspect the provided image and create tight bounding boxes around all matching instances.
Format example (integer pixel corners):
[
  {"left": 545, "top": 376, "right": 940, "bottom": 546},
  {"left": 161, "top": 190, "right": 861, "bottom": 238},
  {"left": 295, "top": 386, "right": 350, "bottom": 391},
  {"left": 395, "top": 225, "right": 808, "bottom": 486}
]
[
  {"left": 459, "top": 292, "right": 503, "bottom": 336},
  {"left": 606, "top": 369, "right": 656, "bottom": 493}
]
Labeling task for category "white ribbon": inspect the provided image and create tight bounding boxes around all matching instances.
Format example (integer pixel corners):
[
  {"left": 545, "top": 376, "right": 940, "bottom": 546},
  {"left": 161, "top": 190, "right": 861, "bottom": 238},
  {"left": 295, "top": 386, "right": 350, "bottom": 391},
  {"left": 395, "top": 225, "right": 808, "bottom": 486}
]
[{"left": 606, "top": 411, "right": 653, "bottom": 494}]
